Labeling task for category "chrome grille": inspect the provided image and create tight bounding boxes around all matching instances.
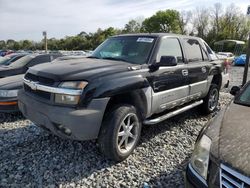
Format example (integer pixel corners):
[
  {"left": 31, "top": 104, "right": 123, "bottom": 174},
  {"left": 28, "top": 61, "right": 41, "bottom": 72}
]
[
  {"left": 25, "top": 73, "right": 55, "bottom": 86},
  {"left": 220, "top": 164, "right": 250, "bottom": 188}
]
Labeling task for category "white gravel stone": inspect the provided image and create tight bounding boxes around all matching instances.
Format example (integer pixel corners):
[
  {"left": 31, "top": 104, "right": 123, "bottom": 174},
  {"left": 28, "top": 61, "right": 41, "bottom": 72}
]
[{"left": 0, "top": 92, "right": 233, "bottom": 187}]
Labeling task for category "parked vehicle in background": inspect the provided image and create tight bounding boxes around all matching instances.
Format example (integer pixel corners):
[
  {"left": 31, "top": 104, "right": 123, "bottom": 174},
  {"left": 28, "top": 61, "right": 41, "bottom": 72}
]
[
  {"left": 0, "top": 53, "right": 27, "bottom": 66},
  {"left": 0, "top": 53, "right": 62, "bottom": 78},
  {"left": 214, "top": 40, "right": 245, "bottom": 57},
  {"left": 52, "top": 55, "right": 86, "bottom": 62},
  {"left": 233, "top": 54, "right": 246, "bottom": 66},
  {"left": 0, "top": 50, "right": 14, "bottom": 57},
  {"left": 83, "top": 50, "right": 93, "bottom": 56},
  {"left": 217, "top": 52, "right": 235, "bottom": 62},
  {"left": 0, "top": 55, "right": 77, "bottom": 113},
  {"left": 59, "top": 50, "right": 87, "bottom": 56},
  {"left": 0, "top": 50, "right": 6, "bottom": 57},
  {"left": 0, "top": 74, "right": 23, "bottom": 112},
  {"left": 185, "top": 81, "right": 250, "bottom": 188},
  {"left": 18, "top": 33, "right": 227, "bottom": 161}
]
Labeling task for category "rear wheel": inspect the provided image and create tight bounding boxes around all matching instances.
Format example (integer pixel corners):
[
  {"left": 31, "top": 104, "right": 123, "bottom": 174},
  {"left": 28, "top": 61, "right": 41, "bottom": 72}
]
[
  {"left": 98, "top": 104, "right": 141, "bottom": 162},
  {"left": 202, "top": 84, "right": 219, "bottom": 114}
]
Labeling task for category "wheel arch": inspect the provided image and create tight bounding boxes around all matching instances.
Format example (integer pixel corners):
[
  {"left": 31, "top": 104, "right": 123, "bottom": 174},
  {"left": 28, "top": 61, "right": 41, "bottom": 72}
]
[
  {"left": 103, "top": 89, "right": 150, "bottom": 121},
  {"left": 211, "top": 74, "right": 222, "bottom": 89}
]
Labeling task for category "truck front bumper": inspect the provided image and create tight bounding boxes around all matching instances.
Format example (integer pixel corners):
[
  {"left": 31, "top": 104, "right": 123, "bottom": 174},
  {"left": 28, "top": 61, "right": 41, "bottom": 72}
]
[{"left": 18, "top": 90, "right": 110, "bottom": 141}]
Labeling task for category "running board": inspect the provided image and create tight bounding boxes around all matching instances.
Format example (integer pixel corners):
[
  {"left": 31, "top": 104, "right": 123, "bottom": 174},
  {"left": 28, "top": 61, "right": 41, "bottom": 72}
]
[{"left": 143, "top": 100, "right": 203, "bottom": 125}]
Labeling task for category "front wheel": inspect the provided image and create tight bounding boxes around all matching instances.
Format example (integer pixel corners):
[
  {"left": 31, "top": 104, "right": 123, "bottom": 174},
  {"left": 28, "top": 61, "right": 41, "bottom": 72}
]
[
  {"left": 98, "top": 104, "right": 142, "bottom": 162},
  {"left": 202, "top": 84, "right": 219, "bottom": 114}
]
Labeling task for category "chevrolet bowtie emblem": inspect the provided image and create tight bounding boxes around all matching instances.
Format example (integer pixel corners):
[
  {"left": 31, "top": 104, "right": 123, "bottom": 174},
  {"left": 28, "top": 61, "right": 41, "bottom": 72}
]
[{"left": 29, "top": 81, "right": 38, "bottom": 90}]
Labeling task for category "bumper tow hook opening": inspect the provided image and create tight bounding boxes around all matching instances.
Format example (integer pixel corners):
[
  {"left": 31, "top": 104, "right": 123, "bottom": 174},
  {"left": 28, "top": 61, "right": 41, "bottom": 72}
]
[{"left": 54, "top": 123, "right": 72, "bottom": 136}]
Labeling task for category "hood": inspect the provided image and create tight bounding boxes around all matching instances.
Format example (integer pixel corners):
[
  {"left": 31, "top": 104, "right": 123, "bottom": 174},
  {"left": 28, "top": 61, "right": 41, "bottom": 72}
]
[
  {"left": 218, "top": 102, "right": 250, "bottom": 176},
  {"left": 0, "top": 74, "right": 24, "bottom": 89},
  {"left": 28, "top": 58, "right": 136, "bottom": 81},
  {"left": 0, "top": 66, "right": 23, "bottom": 78}
]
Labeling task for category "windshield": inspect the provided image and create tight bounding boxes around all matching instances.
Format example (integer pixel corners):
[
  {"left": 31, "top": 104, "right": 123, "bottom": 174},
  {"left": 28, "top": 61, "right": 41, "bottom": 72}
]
[
  {"left": 91, "top": 36, "right": 156, "bottom": 64},
  {"left": 236, "top": 83, "right": 250, "bottom": 106},
  {"left": 9, "top": 55, "right": 34, "bottom": 67}
]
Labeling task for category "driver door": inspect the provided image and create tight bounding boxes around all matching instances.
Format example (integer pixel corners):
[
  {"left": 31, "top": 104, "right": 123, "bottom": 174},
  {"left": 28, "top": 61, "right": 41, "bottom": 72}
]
[{"left": 150, "top": 37, "right": 189, "bottom": 114}]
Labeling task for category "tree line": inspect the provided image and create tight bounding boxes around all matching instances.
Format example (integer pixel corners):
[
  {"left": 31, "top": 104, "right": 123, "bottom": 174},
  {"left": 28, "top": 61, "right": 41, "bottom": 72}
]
[{"left": 0, "top": 3, "right": 249, "bottom": 52}]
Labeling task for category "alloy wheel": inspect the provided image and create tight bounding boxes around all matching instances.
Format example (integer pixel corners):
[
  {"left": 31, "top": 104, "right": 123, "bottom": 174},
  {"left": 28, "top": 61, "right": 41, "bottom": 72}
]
[{"left": 117, "top": 113, "right": 139, "bottom": 154}]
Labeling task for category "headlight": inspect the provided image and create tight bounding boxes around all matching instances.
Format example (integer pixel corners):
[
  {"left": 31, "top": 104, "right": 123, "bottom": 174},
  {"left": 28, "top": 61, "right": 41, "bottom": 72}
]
[
  {"left": 0, "top": 89, "right": 19, "bottom": 98},
  {"left": 55, "top": 81, "right": 88, "bottom": 105},
  {"left": 59, "top": 81, "right": 88, "bottom": 90},
  {"left": 191, "top": 135, "right": 211, "bottom": 180}
]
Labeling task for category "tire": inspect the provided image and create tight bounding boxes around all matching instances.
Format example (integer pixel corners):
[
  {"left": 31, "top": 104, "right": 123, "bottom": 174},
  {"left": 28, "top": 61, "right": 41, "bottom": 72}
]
[
  {"left": 98, "top": 104, "right": 142, "bottom": 162},
  {"left": 201, "top": 84, "right": 219, "bottom": 114}
]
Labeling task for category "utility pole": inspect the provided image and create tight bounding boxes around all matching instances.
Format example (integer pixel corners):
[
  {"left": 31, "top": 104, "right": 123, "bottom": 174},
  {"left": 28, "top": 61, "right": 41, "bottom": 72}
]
[
  {"left": 42, "top": 31, "right": 48, "bottom": 53},
  {"left": 242, "top": 33, "right": 250, "bottom": 86},
  {"left": 242, "top": 6, "right": 250, "bottom": 86}
]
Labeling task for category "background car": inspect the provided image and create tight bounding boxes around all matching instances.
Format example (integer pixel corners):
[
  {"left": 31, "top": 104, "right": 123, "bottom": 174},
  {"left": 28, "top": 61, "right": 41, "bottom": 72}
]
[
  {"left": 0, "top": 56, "right": 80, "bottom": 113},
  {"left": 0, "top": 53, "right": 27, "bottom": 66},
  {"left": 217, "top": 52, "right": 235, "bottom": 63},
  {"left": 0, "top": 50, "right": 14, "bottom": 57},
  {"left": 0, "top": 74, "right": 23, "bottom": 113},
  {"left": 52, "top": 55, "right": 86, "bottom": 62},
  {"left": 233, "top": 54, "right": 246, "bottom": 66},
  {"left": 0, "top": 53, "right": 62, "bottom": 78},
  {"left": 185, "top": 81, "right": 250, "bottom": 188}
]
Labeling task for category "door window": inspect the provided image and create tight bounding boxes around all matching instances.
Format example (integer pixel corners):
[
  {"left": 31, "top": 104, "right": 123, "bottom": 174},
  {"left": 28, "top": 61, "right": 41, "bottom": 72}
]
[{"left": 157, "top": 38, "right": 184, "bottom": 63}]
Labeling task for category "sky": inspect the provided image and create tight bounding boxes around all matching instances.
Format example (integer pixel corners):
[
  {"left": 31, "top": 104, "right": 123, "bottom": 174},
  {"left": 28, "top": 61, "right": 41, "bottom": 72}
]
[{"left": 0, "top": 0, "right": 249, "bottom": 41}]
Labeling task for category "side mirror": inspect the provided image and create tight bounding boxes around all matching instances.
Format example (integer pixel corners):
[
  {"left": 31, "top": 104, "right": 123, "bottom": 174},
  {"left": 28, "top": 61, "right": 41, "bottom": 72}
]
[
  {"left": 230, "top": 86, "right": 240, "bottom": 96},
  {"left": 158, "top": 56, "right": 177, "bottom": 67}
]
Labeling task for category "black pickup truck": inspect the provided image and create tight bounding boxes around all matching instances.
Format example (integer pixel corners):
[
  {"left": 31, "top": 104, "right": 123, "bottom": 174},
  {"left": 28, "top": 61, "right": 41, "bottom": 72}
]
[{"left": 18, "top": 33, "right": 229, "bottom": 161}]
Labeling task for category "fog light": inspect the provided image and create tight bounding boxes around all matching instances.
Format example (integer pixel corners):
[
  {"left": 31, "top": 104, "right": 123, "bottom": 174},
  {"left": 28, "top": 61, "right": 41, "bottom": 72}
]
[{"left": 55, "top": 94, "right": 80, "bottom": 105}]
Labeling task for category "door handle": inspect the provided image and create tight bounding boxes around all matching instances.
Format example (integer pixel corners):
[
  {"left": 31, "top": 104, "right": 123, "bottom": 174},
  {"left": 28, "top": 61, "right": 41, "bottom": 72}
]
[
  {"left": 182, "top": 69, "right": 188, "bottom": 76},
  {"left": 201, "top": 67, "right": 207, "bottom": 73}
]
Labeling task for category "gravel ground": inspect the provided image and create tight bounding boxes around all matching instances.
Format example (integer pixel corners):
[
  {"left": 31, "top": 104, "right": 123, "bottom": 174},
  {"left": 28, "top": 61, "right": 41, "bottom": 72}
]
[{"left": 0, "top": 92, "right": 233, "bottom": 188}]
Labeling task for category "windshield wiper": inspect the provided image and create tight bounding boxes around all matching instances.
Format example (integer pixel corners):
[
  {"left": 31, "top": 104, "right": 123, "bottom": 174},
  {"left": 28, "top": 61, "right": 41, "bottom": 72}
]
[
  {"left": 87, "top": 56, "right": 100, "bottom": 59},
  {"left": 102, "top": 57, "right": 130, "bottom": 63}
]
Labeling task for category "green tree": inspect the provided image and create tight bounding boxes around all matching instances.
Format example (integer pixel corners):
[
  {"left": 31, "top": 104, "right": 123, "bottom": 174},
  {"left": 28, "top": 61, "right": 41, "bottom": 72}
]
[
  {"left": 87, "top": 27, "right": 120, "bottom": 49},
  {"left": 21, "top": 40, "right": 33, "bottom": 50},
  {"left": 13, "top": 41, "right": 21, "bottom": 50},
  {"left": 6, "top": 39, "right": 15, "bottom": 49},
  {"left": 123, "top": 19, "right": 142, "bottom": 33},
  {"left": 192, "top": 7, "right": 210, "bottom": 39},
  {"left": 0, "top": 40, "right": 6, "bottom": 49},
  {"left": 142, "top": 10, "right": 181, "bottom": 33},
  {"left": 178, "top": 11, "right": 192, "bottom": 34}
]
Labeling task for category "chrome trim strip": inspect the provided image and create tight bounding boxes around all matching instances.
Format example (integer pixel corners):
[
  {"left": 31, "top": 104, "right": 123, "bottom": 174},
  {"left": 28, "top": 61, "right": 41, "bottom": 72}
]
[
  {"left": 23, "top": 78, "right": 82, "bottom": 96},
  {"left": 190, "top": 80, "right": 208, "bottom": 87},
  {"left": 221, "top": 172, "right": 241, "bottom": 187},
  {"left": 159, "top": 93, "right": 201, "bottom": 109},
  {"left": 144, "top": 100, "right": 203, "bottom": 125},
  {"left": 153, "top": 85, "right": 189, "bottom": 96},
  {"left": 220, "top": 164, "right": 250, "bottom": 187}
]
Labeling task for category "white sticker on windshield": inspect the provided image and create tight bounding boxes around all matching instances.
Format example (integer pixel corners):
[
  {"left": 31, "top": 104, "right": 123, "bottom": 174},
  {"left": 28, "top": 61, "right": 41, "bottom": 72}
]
[{"left": 137, "top": 37, "right": 154, "bottom": 43}]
